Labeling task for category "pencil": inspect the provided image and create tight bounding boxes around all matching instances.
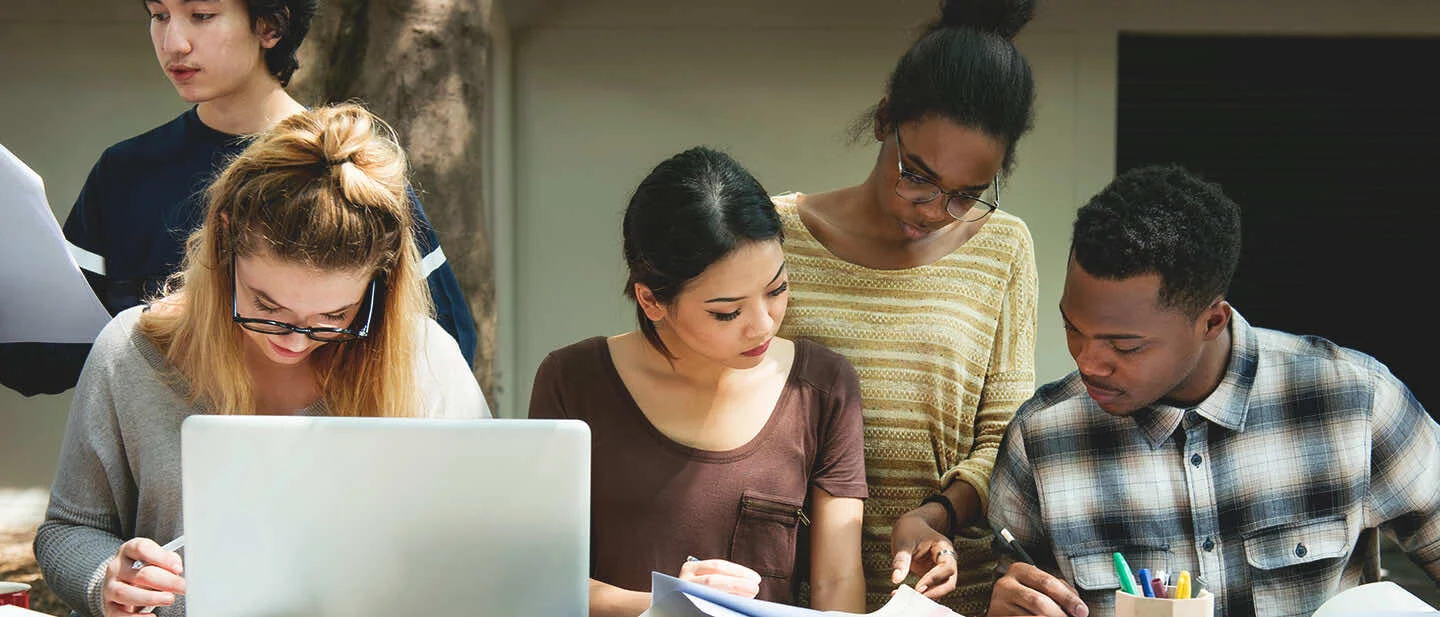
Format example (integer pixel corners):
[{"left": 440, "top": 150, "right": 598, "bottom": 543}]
[{"left": 999, "top": 528, "right": 1036, "bottom": 565}]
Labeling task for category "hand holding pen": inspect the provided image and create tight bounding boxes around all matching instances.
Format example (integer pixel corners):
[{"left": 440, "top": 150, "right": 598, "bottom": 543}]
[
  {"left": 102, "top": 536, "right": 185, "bottom": 617},
  {"left": 987, "top": 528, "right": 1090, "bottom": 617}
]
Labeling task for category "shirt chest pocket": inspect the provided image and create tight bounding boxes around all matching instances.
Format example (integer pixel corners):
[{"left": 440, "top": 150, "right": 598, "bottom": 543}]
[
  {"left": 1065, "top": 546, "right": 1175, "bottom": 605},
  {"left": 730, "top": 489, "right": 808, "bottom": 580},
  {"left": 1243, "top": 515, "right": 1355, "bottom": 617}
]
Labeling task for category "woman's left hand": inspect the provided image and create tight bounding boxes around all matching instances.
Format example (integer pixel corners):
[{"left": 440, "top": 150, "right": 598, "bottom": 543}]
[{"left": 889, "top": 511, "right": 958, "bottom": 599}]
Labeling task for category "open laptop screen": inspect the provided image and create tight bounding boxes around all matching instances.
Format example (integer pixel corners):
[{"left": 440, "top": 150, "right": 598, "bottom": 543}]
[{"left": 180, "top": 415, "right": 589, "bottom": 617}]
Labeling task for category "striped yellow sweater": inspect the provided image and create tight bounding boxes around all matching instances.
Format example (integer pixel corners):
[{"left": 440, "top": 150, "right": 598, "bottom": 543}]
[{"left": 773, "top": 193, "right": 1038, "bottom": 614}]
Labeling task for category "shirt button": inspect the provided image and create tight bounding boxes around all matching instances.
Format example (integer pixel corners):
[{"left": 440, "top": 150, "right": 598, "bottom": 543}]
[
  {"left": 1191, "top": 453, "right": 1203, "bottom": 466},
  {"left": 1296, "top": 543, "right": 1307, "bottom": 558},
  {"left": 1203, "top": 537, "right": 1215, "bottom": 552}
]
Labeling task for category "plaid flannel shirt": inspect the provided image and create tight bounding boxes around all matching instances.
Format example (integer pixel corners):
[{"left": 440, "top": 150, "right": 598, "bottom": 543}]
[{"left": 988, "top": 310, "right": 1440, "bottom": 617}]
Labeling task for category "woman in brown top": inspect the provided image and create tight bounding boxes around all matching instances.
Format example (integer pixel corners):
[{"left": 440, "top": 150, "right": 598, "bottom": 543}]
[{"left": 529, "top": 146, "right": 868, "bottom": 616}]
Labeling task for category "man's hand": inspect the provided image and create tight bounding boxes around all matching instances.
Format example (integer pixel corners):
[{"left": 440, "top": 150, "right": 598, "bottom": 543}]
[{"left": 988, "top": 562, "right": 1088, "bottom": 617}]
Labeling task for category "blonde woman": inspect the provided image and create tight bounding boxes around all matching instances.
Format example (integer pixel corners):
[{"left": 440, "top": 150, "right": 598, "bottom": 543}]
[{"left": 34, "top": 103, "right": 489, "bottom": 617}]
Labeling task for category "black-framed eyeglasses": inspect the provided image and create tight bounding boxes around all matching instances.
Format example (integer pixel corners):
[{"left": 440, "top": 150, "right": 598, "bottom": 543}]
[
  {"left": 232, "top": 273, "right": 378, "bottom": 343},
  {"left": 894, "top": 130, "right": 1001, "bottom": 222}
]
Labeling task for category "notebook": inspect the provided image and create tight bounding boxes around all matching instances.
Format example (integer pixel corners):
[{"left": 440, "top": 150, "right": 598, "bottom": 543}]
[{"left": 180, "top": 415, "right": 590, "bottom": 617}]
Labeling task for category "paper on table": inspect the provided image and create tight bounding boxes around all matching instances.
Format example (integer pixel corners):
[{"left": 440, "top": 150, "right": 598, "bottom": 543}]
[
  {"left": 644, "top": 572, "right": 963, "bottom": 617},
  {"left": 1310, "top": 581, "right": 1440, "bottom": 617},
  {"left": 0, "top": 606, "right": 52, "bottom": 616},
  {"left": 0, "top": 143, "right": 111, "bottom": 344}
]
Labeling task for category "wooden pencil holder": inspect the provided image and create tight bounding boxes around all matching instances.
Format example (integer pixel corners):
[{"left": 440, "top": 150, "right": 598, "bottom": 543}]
[{"left": 1114, "top": 587, "right": 1215, "bottom": 617}]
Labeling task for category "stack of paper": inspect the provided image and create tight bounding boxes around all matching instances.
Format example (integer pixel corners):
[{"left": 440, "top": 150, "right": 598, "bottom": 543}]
[
  {"left": 0, "top": 606, "right": 52, "bottom": 616},
  {"left": 1311, "top": 581, "right": 1440, "bottom": 617},
  {"left": 643, "top": 572, "right": 963, "bottom": 617}
]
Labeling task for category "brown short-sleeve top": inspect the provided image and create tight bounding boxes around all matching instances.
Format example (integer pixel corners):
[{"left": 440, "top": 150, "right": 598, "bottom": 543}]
[{"left": 528, "top": 337, "right": 868, "bottom": 604}]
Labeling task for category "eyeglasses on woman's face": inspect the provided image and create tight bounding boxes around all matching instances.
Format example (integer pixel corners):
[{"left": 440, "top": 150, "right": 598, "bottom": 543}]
[
  {"left": 893, "top": 130, "right": 1000, "bottom": 222},
  {"left": 232, "top": 275, "right": 377, "bottom": 343}
]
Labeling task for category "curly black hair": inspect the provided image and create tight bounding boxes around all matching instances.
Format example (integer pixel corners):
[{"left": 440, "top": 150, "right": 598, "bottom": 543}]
[{"left": 1070, "top": 164, "right": 1241, "bottom": 317}]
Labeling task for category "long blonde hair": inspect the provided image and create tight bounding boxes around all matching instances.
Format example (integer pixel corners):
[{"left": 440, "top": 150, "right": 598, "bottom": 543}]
[{"left": 139, "top": 103, "right": 431, "bottom": 417}]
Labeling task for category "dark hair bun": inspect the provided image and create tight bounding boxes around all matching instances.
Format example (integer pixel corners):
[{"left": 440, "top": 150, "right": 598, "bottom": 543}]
[{"left": 936, "top": 0, "right": 1035, "bottom": 40}]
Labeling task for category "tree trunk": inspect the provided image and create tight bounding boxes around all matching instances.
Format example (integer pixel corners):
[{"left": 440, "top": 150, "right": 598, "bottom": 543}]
[{"left": 290, "top": 0, "right": 496, "bottom": 402}]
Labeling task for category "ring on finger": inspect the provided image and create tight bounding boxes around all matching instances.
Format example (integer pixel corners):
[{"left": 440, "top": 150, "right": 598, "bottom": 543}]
[{"left": 938, "top": 548, "right": 957, "bottom": 560}]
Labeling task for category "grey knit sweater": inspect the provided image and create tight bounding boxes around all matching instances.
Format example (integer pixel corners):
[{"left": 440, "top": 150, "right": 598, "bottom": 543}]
[{"left": 33, "top": 306, "right": 489, "bottom": 617}]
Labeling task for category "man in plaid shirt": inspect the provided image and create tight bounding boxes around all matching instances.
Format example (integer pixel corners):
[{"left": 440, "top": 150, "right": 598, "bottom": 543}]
[{"left": 986, "top": 164, "right": 1440, "bottom": 617}]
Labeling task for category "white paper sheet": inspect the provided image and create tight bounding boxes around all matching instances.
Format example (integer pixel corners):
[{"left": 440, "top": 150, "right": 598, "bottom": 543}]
[
  {"left": 645, "top": 572, "right": 963, "bottom": 617},
  {"left": 0, "top": 143, "right": 112, "bottom": 343},
  {"left": 0, "top": 605, "right": 52, "bottom": 616},
  {"left": 1311, "top": 581, "right": 1440, "bottom": 617}
]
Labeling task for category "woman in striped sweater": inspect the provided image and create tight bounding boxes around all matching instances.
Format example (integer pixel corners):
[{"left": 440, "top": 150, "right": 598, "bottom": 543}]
[{"left": 772, "top": 0, "right": 1040, "bottom": 612}]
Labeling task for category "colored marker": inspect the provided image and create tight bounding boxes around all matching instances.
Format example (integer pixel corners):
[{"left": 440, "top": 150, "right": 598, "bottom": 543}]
[
  {"left": 1175, "top": 570, "right": 1191, "bottom": 599},
  {"left": 1150, "top": 577, "right": 1168, "bottom": 598},
  {"left": 1136, "top": 568, "right": 1155, "bottom": 597},
  {"left": 1113, "top": 552, "right": 1139, "bottom": 596}
]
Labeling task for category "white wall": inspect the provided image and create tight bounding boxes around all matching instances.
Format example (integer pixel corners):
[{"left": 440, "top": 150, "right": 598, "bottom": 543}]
[
  {"left": 0, "top": 4, "right": 187, "bottom": 488},
  {"left": 501, "top": 0, "right": 1440, "bottom": 417},
  {"left": 504, "top": 0, "right": 1110, "bottom": 416},
  {"left": 5, "top": 0, "right": 1440, "bottom": 478}
]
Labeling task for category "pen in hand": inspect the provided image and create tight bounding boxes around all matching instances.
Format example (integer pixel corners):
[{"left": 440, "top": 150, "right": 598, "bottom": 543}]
[
  {"left": 999, "top": 528, "right": 1036, "bottom": 565},
  {"left": 133, "top": 535, "right": 186, "bottom": 614}
]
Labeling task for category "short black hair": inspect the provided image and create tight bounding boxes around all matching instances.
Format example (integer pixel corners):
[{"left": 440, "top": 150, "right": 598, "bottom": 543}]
[
  {"left": 621, "top": 147, "right": 782, "bottom": 358},
  {"left": 1071, "top": 164, "right": 1242, "bottom": 317},
  {"left": 245, "top": 0, "right": 318, "bottom": 86},
  {"left": 866, "top": 0, "right": 1037, "bottom": 172}
]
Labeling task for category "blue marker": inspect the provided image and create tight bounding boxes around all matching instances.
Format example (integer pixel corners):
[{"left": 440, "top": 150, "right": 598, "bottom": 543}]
[{"left": 1136, "top": 568, "right": 1155, "bottom": 597}]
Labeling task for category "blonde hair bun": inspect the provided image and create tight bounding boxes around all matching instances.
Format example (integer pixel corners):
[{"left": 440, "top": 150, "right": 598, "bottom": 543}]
[{"left": 267, "top": 103, "right": 409, "bottom": 214}]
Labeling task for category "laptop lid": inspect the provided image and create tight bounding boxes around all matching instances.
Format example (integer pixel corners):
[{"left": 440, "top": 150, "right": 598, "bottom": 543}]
[{"left": 180, "top": 415, "right": 589, "bottom": 617}]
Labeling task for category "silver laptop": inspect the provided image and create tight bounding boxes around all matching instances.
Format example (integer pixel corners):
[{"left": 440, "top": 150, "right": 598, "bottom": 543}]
[{"left": 180, "top": 415, "right": 590, "bottom": 617}]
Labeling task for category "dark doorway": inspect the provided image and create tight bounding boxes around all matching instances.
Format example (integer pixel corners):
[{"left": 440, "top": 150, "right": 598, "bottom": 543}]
[
  {"left": 1117, "top": 34, "right": 1439, "bottom": 419},
  {"left": 1118, "top": 34, "right": 1440, "bottom": 606}
]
